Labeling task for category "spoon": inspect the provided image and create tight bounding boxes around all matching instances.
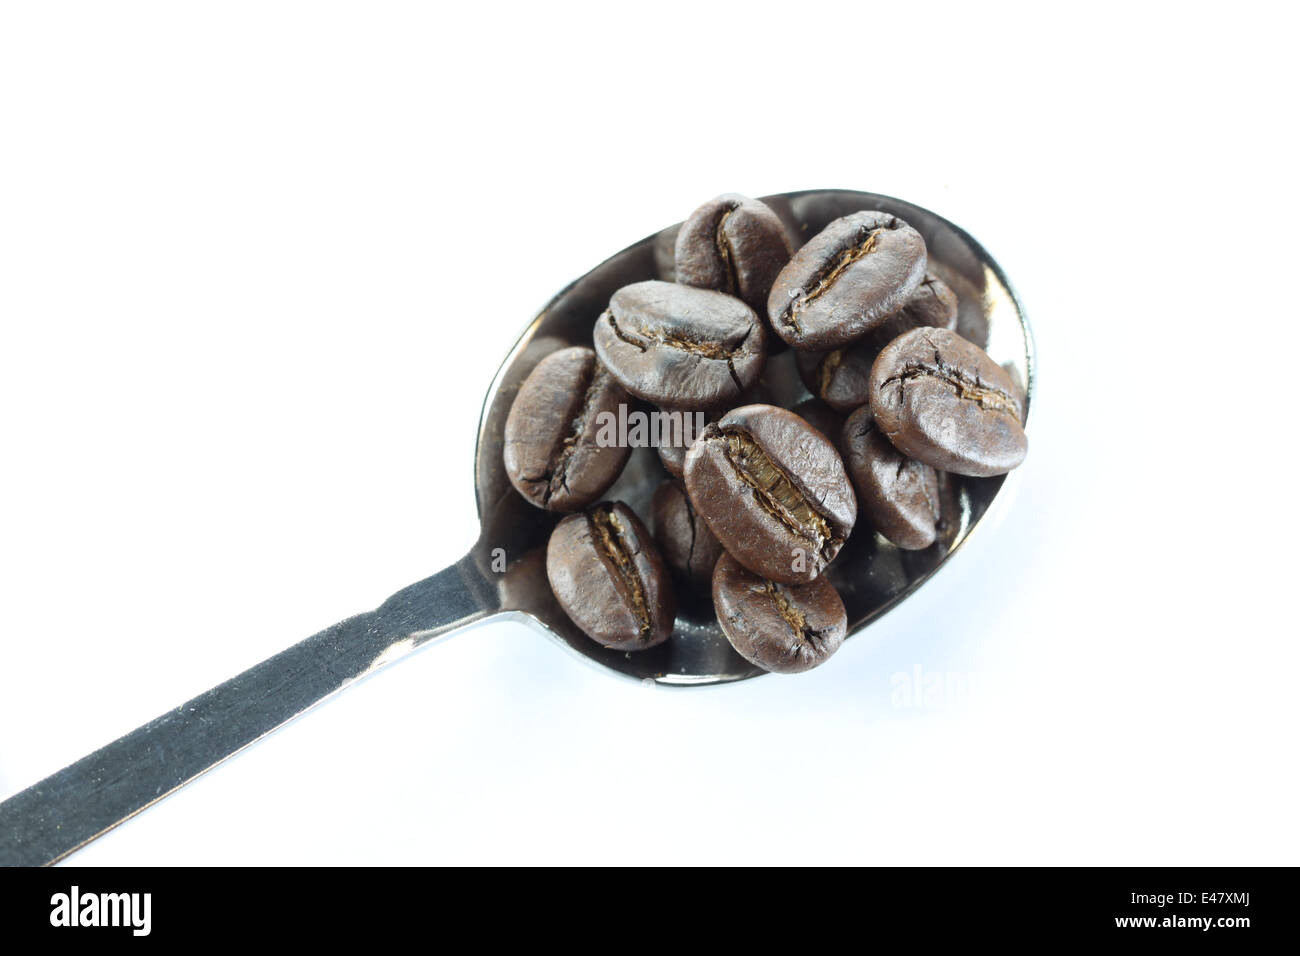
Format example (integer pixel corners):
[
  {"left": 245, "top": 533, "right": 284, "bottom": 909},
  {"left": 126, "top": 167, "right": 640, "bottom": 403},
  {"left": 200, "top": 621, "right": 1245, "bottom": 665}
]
[{"left": 0, "top": 189, "right": 1033, "bottom": 866}]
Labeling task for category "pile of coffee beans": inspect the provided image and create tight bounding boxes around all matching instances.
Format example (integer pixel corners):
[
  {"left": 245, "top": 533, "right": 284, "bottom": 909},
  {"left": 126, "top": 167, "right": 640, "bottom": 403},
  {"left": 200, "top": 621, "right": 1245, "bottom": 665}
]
[{"left": 503, "top": 193, "right": 1028, "bottom": 674}]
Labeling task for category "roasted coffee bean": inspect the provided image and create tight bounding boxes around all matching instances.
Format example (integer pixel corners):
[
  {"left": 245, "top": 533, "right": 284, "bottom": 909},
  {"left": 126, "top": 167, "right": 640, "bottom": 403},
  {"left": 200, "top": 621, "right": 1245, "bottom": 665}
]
[
  {"left": 790, "top": 399, "right": 845, "bottom": 451},
  {"left": 651, "top": 478, "right": 724, "bottom": 589},
  {"left": 657, "top": 436, "right": 688, "bottom": 478},
  {"left": 674, "top": 194, "right": 793, "bottom": 316},
  {"left": 656, "top": 409, "right": 710, "bottom": 478},
  {"left": 653, "top": 381, "right": 771, "bottom": 477},
  {"left": 794, "top": 275, "right": 956, "bottom": 412},
  {"left": 655, "top": 403, "right": 717, "bottom": 478},
  {"left": 869, "top": 327, "right": 1027, "bottom": 477},
  {"left": 842, "top": 405, "right": 942, "bottom": 550},
  {"left": 503, "top": 346, "right": 632, "bottom": 511},
  {"left": 898, "top": 273, "right": 959, "bottom": 331},
  {"left": 712, "top": 551, "right": 847, "bottom": 674},
  {"left": 1002, "top": 362, "right": 1029, "bottom": 421},
  {"left": 593, "top": 280, "right": 767, "bottom": 410},
  {"left": 546, "top": 501, "right": 675, "bottom": 650},
  {"left": 862, "top": 271, "right": 960, "bottom": 349},
  {"left": 768, "top": 211, "right": 927, "bottom": 350},
  {"left": 796, "top": 346, "right": 873, "bottom": 413},
  {"left": 684, "top": 404, "right": 856, "bottom": 584}
]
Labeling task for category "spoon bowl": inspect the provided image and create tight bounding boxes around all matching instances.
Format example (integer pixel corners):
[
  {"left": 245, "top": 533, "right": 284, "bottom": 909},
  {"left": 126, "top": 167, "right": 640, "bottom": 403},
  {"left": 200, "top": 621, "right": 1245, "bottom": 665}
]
[{"left": 468, "top": 188, "right": 1034, "bottom": 685}]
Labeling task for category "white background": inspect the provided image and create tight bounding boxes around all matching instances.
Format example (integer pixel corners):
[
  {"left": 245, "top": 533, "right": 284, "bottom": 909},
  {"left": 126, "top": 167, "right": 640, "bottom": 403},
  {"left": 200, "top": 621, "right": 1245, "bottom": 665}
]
[{"left": 1, "top": 2, "right": 1296, "bottom": 865}]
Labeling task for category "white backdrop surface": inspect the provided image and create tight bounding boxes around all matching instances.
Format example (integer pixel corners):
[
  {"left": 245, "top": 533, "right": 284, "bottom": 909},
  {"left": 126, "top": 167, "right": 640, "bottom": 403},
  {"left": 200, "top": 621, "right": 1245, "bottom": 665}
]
[{"left": 0, "top": 2, "right": 1295, "bottom": 865}]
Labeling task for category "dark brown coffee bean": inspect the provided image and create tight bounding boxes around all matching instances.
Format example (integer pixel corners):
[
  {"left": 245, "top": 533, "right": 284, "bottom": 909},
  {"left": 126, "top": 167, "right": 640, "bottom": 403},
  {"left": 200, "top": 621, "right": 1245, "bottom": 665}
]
[
  {"left": 793, "top": 275, "right": 956, "bottom": 412},
  {"left": 869, "top": 328, "right": 1028, "bottom": 477},
  {"left": 650, "top": 478, "right": 724, "bottom": 589},
  {"left": 647, "top": 406, "right": 712, "bottom": 479},
  {"left": 1001, "top": 361, "right": 1029, "bottom": 424},
  {"left": 712, "top": 551, "right": 847, "bottom": 674},
  {"left": 684, "top": 404, "right": 856, "bottom": 584},
  {"left": 790, "top": 399, "right": 845, "bottom": 450},
  {"left": 653, "top": 379, "right": 772, "bottom": 477},
  {"left": 674, "top": 194, "right": 793, "bottom": 316},
  {"left": 592, "top": 280, "right": 767, "bottom": 410},
  {"left": 842, "top": 405, "right": 941, "bottom": 550},
  {"left": 862, "top": 272, "right": 961, "bottom": 347},
  {"left": 899, "top": 273, "right": 959, "bottom": 331},
  {"left": 795, "top": 346, "right": 872, "bottom": 413},
  {"left": 546, "top": 501, "right": 675, "bottom": 650},
  {"left": 656, "top": 410, "right": 710, "bottom": 478},
  {"left": 657, "top": 437, "right": 687, "bottom": 479},
  {"left": 503, "top": 346, "right": 632, "bottom": 511},
  {"left": 768, "top": 211, "right": 927, "bottom": 350}
]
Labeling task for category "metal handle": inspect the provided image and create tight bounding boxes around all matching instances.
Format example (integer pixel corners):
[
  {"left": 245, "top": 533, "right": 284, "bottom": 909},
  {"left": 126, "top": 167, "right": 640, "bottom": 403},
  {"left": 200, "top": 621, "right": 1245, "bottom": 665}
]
[{"left": 0, "top": 555, "right": 493, "bottom": 866}]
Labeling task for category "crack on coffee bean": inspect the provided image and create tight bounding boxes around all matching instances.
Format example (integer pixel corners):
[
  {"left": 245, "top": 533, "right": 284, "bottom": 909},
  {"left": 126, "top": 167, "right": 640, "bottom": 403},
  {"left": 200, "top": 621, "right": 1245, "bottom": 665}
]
[
  {"left": 537, "top": 362, "right": 606, "bottom": 505},
  {"left": 589, "top": 505, "right": 651, "bottom": 633},
  {"left": 682, "top": 489, "right": 700, "bottom": 573},
  {"left": 779, "top": 220, "right": 897, "bottom": 329},
  {"left": 604, "top": 310, "right": 647, "bottom": 352},
  {"left": 892, "top": 457, "right": 940, "bottom": 524},
  {"left": 606, "top": 310, "right": 749, "bottom": 392},
  {"left": 714, "top": 204, "right": 740, "bottom": 296},
  {"left": 760, "top": 581, "right": 810, "bottom": 640},
  {"left": 791, "top": 628, "right": 830, "bottom": 658},
  {"left": 902, "top": 278, "right": 937, "bottom": 316},
  {"left": 718, "top": 427, "right": 840, "bottom": 559},
  {"left": 817, "top": 348, "right": 844, "bottom": 400},
  {"left": 919, "top": 470, "right": 940, "bottom": 524},
  {"left": 880, "top": 348, "right": 1019, "bottom": 416}
]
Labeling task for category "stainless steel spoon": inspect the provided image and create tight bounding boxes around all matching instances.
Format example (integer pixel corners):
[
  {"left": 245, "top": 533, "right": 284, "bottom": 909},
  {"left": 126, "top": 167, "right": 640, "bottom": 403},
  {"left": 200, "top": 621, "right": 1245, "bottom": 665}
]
[{"left": 0, "top": 189, "right": 1033, "bottom": 866}]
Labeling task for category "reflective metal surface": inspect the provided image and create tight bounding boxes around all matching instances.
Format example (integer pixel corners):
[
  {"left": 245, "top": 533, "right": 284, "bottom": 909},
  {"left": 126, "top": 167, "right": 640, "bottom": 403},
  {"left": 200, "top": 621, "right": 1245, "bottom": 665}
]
[{"left": 0, "top": 189, "right": 1032, "bottom": 865}]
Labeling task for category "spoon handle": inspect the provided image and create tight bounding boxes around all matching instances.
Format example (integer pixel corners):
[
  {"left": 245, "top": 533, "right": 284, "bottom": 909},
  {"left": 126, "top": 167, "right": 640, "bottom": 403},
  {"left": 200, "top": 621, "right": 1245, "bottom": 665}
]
[{"left": 0, "top": 555, "right": 492, "bottom": 866}]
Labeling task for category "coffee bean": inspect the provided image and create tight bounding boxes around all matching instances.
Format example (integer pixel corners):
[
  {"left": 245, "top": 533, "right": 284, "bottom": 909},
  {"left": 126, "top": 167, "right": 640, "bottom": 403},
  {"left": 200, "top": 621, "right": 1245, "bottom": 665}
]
[
  {"left": 546, "top": 501, "right": 675, "bottom": 650},
  {"left": 650, "top": 478, "right": 724, "bottom": 589},
  {"left": 768, "top": 211, "right": 927, "bottom": 350},
  {"left": 593, "top": 280, "right": 767, "bottom": 410},
  {"left": 795, "top": 346, "right": 872, "bottom": 413},
  {"left": 655, "top": 410, "right": 708, "bottom": 478},
  {"left": 793, "top": 274, "right": 957, "bottom": 412},
  {"left": 869, "top": 327, "right": 1027, "bottom": 477},
  {"left": 842, "top": 405, "right": 942, "bottom": 550},
  {"left": 503, "top": 346, "right": 632, "bottom": 511},
  {"left": 674, "top": 194, "right": 793, "bottom": 316},
  {"left": 789, "top": 399, "right": 845, "bottom": 452},
  {"left": 684, "top": 403, "right": 856, "bottom": 584},
  {"left": 653, "top": 380, "right": 772, "bottom": 477},
  {"left": 899, "top": 273, "right": 959, "bottom": 331},
  {"left": 647, "top": 405, "right": 712, "bottom": 481},
  {"left": 1002, "top": 361, "right": 1028, "bottom": 421},
  {"left": 657, "top": 439, "right": 686, "bottom": 478},
  {"left": 712, "top": 551, "right": 846, "bottom": 674},
  {"left": 862, "top": 271, "right": 960, "bottom": 349}
]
